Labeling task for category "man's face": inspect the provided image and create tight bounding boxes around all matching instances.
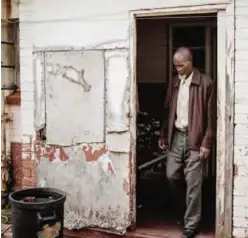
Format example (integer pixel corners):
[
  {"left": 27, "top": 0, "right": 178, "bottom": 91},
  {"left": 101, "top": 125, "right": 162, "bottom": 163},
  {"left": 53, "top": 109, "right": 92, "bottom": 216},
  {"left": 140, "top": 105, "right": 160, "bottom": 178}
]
[{"left": 173, "top": 54, "right": 192, "bottom": 76}]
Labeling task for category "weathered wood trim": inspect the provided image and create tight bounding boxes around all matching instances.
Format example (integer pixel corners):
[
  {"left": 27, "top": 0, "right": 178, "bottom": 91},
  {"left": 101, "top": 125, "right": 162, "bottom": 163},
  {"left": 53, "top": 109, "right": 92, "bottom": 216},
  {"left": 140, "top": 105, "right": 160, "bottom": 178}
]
[
  {"left": 225, "top": 2, "right": 235, "bottom": 237},
  {"left": 128, "top": 13, "right": 137, "bottom": 230},
  {"left": 216, "top": 5, "right": 235, "bottom": 237},
  {"left": 132, "top": 4, "right": 226, "bottom": 17},
  {"left": 216, "top": 10, "right": 226, "bottom": 237},
  {"left": 130, "top": 4, "right": 234, "bottom": 237},
  {"left": 216, "top": 5, "right": 235, "bottom": 238}
]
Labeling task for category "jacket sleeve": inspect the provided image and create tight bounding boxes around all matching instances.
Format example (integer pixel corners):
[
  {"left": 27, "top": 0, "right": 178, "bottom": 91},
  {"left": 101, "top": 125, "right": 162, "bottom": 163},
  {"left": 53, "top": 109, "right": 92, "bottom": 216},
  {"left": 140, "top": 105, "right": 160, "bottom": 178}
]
[
  {"left": 159, "top": 79, "right": 172, "bottom": 144},
  {"left": 201, "top": 79, "right": 217, "bottom": 150}
]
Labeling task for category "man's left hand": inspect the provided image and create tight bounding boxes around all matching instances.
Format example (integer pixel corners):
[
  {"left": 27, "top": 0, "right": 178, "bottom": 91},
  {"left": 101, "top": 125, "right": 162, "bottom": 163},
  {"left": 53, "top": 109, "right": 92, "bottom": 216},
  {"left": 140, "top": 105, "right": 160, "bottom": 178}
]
[{"left": 199, "top": 147, "right": 210, "bottom": 159}]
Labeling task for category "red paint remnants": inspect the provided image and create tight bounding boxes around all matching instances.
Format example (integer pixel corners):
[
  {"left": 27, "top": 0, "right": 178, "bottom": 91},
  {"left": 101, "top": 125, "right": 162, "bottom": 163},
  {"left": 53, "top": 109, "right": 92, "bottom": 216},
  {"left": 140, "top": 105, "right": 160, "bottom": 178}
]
[
  {"left": 43, "top": 147, "right": 56, "bottom": 161},
  {"left": 83, "top": 145, "right": 108, "bottom": 162},
  {"left": 34, "top": 136, "right": 68, "bottom": 162},
  {"left": 6, "top": 91, "right": 21, "bottom": 105},
  {"left": 59, "top": 148, "right": 68, "bottom": 161},
  {"left": 41, "top": 147, "right": 69, "bottom": 162}
]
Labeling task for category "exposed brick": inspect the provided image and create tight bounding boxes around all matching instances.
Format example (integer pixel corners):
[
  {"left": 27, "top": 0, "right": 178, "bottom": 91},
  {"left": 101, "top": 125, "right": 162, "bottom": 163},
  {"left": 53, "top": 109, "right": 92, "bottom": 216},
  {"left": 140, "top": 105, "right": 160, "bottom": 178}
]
[
  {"left": 22, "top": 177, "right": 36, "bottom": 187},
  {"left": 11, "top": 143, "right": 23, "bottom": 189},
  {"left": 12, "top": 156, "right": 22, "bottom": 167},
  {"left": 14, "top": 180, "right": 22, "bottom": 187},
  {"left": 6, "top": 91, "right": 21, "bottom": 105},
  {"left": 31, "top": 169, "right": 36, "bottom": 179},
  {"left": 11, "top": 142, "right": 22, "bottom": 165},
  {"left": 22, "top": 168, "right": 31, "bottom": 177},
  {"left": 22, "top": 159, "right": 35, "bottom": 169},
  {"left": 14, "top": 168, "right": 22, "bottom": 181},
  {"left": 22, "top": 143, "right": 33, "bottom": 152}
]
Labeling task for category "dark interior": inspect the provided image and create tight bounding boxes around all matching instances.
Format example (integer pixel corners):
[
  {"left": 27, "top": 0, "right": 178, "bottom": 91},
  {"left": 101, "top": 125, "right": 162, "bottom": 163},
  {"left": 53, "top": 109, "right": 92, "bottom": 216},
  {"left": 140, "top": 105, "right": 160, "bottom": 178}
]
[{"left": 135, "top": 14, "right": 217, "bottom": 237}]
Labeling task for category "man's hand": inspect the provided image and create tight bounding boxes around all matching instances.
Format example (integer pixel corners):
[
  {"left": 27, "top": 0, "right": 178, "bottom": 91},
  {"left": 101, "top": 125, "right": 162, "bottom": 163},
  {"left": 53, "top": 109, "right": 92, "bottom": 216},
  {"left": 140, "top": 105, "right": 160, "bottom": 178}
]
[
  {"left": 158, "top": 138, "right": 168, "bottom": 151},
  {"left": 199, "top": 147, "right": 210, "bottom": 159}
]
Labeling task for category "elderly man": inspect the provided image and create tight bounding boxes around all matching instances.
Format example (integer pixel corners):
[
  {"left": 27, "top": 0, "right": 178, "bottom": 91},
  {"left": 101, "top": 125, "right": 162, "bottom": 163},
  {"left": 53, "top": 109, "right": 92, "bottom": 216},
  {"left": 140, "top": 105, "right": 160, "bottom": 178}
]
[{"left": 158, "top": 47, "right": 216, "bottom": 238}]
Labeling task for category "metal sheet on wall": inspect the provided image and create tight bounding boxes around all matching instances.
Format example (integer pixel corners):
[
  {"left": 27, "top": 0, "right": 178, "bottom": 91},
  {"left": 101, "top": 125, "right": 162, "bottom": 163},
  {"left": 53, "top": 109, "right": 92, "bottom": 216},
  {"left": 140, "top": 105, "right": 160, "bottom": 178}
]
[{"left": 45, "top": 51, "right": 105, "bottom": 145}]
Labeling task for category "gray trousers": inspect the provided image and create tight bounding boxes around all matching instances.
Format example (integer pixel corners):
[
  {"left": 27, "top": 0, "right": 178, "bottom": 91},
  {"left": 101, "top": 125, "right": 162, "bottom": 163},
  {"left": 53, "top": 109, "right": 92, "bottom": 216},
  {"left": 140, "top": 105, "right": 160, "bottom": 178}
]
[{"left": 166, "top": 129, "right": 203, "bottom": 231}]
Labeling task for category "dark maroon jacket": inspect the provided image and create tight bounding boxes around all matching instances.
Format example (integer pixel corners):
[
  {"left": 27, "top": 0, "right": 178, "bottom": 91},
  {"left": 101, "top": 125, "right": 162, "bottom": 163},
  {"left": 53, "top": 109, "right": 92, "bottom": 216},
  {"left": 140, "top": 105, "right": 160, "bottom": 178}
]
[{"left": 160, "top": 69, "right": 217, "bottom": 151}]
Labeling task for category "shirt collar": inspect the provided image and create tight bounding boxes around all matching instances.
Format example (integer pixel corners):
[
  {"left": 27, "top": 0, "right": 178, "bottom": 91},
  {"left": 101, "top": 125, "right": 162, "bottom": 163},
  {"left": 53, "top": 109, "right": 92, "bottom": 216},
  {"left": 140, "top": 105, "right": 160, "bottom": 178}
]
[
  {"left": 173, "top": 69, "right": 201, "bottom": 88},
  {"left": 178, "top": 71, "right": 193, "bottom": 86}
]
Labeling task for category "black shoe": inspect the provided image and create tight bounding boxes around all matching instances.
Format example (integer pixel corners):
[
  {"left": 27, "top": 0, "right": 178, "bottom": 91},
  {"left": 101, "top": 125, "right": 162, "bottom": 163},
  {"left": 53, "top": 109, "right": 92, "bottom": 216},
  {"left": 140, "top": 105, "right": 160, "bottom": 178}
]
[{"left": 181, "top": 230, "right": 197, "bottom": 238}]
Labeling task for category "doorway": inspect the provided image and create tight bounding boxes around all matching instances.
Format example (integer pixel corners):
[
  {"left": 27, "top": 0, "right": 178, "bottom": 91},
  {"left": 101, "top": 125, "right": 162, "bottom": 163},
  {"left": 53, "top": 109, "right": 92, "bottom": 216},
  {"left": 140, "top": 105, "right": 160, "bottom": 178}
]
[{"left": 135, "top": 14, "right": 217, "bottom": 237}]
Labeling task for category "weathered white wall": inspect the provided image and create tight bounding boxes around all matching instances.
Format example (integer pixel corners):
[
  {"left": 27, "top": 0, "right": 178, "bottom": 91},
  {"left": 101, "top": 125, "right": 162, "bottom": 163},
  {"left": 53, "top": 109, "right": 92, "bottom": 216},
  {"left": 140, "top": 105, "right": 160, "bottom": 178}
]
[
  {"left": 233, "top": 0, "right": 248, "bottom": 237},
  {"left": 18, "top": 0, "right": 230, "bottom": 151},
  {"left": 18, "top": 0, "right": 248, "bottom": 236}
]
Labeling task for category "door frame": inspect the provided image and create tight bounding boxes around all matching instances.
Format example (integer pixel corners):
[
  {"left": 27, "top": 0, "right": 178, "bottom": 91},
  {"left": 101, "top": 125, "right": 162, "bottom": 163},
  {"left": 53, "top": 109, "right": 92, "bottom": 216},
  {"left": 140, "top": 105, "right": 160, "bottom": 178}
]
[{"left": 129, "top": 3, "right": 235, "bottom": 237}]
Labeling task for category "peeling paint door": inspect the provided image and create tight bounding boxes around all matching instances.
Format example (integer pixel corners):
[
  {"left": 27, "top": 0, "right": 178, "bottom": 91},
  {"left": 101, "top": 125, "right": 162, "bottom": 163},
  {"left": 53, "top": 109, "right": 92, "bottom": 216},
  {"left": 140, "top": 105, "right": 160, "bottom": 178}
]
[{"left": 34, "top": 50, "right": 133, "bottom": 234}]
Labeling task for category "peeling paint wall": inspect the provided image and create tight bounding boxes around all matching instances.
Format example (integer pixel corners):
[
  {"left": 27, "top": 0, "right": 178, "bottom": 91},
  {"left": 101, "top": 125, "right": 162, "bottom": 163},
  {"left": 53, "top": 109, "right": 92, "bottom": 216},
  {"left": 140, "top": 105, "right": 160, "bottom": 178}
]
[
  {"left": 37, "top": 143, "right": 130, "bottom": 232},
  {"left": 32, "top": 46, "right": 131, "bottom": 231},
  {"left": 18, "top": 0, "right": 240, "bottom": 235}
]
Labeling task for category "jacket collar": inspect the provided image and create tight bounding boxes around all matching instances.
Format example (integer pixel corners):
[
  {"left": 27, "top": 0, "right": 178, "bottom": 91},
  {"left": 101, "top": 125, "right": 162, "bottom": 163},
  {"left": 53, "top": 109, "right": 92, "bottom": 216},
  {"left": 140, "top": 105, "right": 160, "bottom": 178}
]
[{"left": 173, "top": 68, "right": 201, "bottom": 88}]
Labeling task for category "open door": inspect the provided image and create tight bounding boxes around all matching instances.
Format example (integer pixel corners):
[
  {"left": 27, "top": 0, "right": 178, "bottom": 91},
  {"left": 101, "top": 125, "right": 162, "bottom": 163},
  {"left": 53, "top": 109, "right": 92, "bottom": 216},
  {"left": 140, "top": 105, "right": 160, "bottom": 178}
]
[{"left": 33, "top": 50, "right": 134, "bottom": 235}]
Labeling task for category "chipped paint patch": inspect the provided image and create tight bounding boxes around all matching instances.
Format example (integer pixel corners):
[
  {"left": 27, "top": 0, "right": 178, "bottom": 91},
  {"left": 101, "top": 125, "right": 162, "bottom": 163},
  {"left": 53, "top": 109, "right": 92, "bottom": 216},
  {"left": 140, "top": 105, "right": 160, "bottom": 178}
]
[
  {"left": 60, "top": 147, "right": 68, "bottom": 161},
  {"left": 35, "top": 137, "right": 68, "bottom": 162},
  {"left": 37, "top": 149, "right": 130, "bottom": 232},
  {"left": 98, "top": 153, "right": 116, "bottom": 176},
  {"left": 83, "top": 144, "right": 108, "bottom": 162}
]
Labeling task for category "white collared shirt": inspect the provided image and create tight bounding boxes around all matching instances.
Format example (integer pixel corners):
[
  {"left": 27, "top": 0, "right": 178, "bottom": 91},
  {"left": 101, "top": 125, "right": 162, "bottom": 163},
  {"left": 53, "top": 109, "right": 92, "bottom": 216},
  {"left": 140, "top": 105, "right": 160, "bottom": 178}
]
[{"left": 175, "top": 71, "right": 194, "bottom": 129}]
